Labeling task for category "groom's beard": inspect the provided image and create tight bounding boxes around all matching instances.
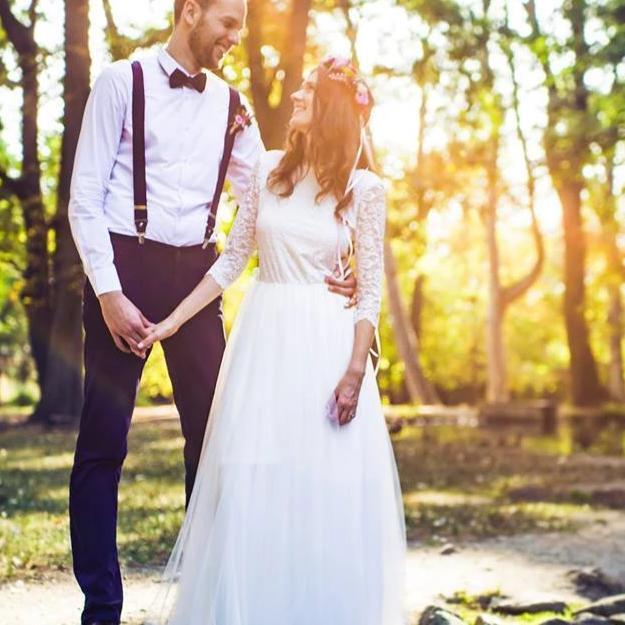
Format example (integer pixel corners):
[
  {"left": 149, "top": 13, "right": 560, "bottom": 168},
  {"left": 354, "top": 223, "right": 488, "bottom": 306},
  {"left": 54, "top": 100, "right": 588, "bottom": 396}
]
[{"left": 189, "top": 26, "right": 223, "bottom": 70}]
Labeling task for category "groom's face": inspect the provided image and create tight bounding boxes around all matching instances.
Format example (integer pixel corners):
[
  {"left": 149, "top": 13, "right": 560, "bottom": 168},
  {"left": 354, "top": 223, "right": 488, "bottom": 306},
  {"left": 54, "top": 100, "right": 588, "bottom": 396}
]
[{"left": 188, "top": 0, "right": 246, "bottom": 70}]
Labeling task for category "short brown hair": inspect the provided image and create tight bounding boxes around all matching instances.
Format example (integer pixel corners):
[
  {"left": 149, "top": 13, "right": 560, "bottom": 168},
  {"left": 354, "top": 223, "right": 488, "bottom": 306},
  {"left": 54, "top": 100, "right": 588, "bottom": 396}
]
[{"left": 174, "top": 0, "right": 212, "bottom": 23}]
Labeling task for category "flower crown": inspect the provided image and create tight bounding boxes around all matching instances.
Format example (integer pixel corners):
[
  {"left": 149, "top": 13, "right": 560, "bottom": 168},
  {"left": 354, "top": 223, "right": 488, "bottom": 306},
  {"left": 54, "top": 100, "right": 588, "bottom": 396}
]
[{"left": 321, "top": 55, "right": 372, "bottom": 113}]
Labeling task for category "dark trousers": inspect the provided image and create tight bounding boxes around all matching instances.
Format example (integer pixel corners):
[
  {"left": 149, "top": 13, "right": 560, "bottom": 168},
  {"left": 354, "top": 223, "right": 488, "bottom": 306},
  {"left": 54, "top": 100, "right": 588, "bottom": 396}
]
[{"left": 69, "top": 233, "right": 226, "bottom": 625}]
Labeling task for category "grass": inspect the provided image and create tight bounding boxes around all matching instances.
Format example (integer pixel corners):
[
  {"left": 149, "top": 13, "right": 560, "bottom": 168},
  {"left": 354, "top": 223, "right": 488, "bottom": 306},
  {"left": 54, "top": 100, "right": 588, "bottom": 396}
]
[
  {"left": 449, "top": 604, "right": 578, "bottom": 625},
  {"left": 0, "top": 417, "right": 186, "bottom": 582},
  {"left": 392, "top": 423, "right": 624, "bottom": 542},
  {"left": 1, "top": 411, "right": 623, "bottom": 583}
]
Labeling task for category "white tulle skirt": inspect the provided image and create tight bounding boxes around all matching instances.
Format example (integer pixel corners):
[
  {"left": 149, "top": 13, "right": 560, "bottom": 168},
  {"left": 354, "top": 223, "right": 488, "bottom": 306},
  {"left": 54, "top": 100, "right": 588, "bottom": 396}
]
[{"left": 149, "top": 279, "right": 406, "bottom": 625}]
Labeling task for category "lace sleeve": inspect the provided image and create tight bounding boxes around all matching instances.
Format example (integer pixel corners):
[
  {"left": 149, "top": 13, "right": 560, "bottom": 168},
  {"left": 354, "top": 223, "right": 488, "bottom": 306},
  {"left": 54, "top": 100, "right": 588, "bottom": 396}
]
[
  {"left": 354, "top": 181, "right": 386, "bottom": 328},
  {"left": 207, "top": 160, "right": 261, "bottom": 289}
]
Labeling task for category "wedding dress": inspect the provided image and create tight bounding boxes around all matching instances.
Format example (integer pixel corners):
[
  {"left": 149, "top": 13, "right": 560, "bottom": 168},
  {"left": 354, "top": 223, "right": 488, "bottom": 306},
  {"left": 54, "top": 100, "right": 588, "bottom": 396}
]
[{"left": 150, "top": 150, "right": 406, "bottom": 625}]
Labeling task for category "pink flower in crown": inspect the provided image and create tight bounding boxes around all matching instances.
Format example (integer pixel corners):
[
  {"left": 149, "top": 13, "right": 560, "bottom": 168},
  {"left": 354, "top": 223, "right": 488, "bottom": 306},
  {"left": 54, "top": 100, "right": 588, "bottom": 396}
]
[
  {"left": 355, "top": 82, "right": 370, "bottom": 107},
  {"left": 332, "top": 56, "right": 350, "bottom": 69}
]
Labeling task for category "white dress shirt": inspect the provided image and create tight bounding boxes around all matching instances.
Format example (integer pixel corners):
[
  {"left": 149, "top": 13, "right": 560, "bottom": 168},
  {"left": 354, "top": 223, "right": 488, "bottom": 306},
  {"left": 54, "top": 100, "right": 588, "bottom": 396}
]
[{"left": 69, "top": 48, "right": 265, "bottom": 296}]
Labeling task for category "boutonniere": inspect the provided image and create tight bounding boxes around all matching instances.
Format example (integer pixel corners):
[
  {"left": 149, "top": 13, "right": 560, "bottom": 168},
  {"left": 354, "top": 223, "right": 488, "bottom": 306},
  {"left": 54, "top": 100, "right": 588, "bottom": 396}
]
[{"left": 229, "top": 105, "right": 254, "bottom": 136}]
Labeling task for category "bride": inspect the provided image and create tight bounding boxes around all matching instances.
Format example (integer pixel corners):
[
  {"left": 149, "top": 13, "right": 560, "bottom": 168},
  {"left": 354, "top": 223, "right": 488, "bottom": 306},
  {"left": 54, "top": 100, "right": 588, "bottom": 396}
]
[{"left": 139, "top": 55, "right": 406, "bottom": 625}]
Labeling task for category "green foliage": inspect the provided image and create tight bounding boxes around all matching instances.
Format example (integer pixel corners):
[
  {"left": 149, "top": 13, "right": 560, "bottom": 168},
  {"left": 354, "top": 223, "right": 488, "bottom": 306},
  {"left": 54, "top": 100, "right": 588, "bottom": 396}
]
[
  {"left": 1, "top": 0, "right": 625, "bottom": 408},
  {"left": 0, "top": 262, "right": 33, "bottom": 398},
  {"left": 137, "top": 343, "right": 173, "bottom": 404}
]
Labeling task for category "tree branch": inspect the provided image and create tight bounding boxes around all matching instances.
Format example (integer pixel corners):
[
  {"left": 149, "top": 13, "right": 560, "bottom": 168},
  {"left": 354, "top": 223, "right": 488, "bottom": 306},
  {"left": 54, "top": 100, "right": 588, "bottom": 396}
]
[
  {"left": 523, "top": 0, "right": 540, "bottom": 36},
  {"left": 101, "top": 0, "right": 121, "bottom": 45},
  {"left": 0, "top": 57, "right": 22, "bottom": 88},
  {"left": 27, "top": 0, "right": 38, "bottom": 30},
  {"left": 501, "top": 7, "right": 544, "bottom": 306},
  {"left": 0, "top": 167, "right": 24, "bottom": 199},
  {"left": 135, "top": 25, "right": 170, "bottom": 48},
  {"left": 338, "top": 0, "right": 358, "bottom": 59},
  {"left": 102, "top": 0, "right": 169, "bottom": 61},
  {"left": 522, "top": 0, "right": 554, "bottom": 82},
  {"left": 0, "top": 250, "right": 24, "bottom": 275},
  {"left": 0, "top": 0, "right": 34, "bottom": 55}
]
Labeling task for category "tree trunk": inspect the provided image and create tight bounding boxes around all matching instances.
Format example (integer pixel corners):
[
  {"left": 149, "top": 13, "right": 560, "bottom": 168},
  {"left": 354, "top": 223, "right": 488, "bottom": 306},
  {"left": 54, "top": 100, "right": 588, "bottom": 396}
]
[
  {"left": 336, "top": 1, "right": 439, "bottom": 404},
  {"left": 482, "top": 18, "right": 546, "bottom": 403},
  {"left": 603, "top": 148, "right": 624, "bottom": 402},
  {"left": 36, "top": 0, "right": 90, "bottom": 423},
  {"left": 607, "top": 279, "right": 625, "bottom": 402},
  {"left": 0, "top": 2, "right": 52, "bottom": 413},
  {"left": 485, "top": 154, "right": 508, "bottom": 403},
  {"left": 523, "top": 0, "right": 605, "bottom": 405},
  {"left": 384, "top": 239, "right": 439, "bottom": 404},
  {"left": 410, "top": 274, "right": 424, "bottom": 340},
  {"left": 560, "top": 0, "right": 604, "bottom": 405},
  {"left": 21, "top": 49, "right": 51, "bottom": 402},
  {"left": 245, "top": 0, "right": 311, "bottom": 148},
  {"left": 558, "top": 181, "right": 604, "bottom": 405}
]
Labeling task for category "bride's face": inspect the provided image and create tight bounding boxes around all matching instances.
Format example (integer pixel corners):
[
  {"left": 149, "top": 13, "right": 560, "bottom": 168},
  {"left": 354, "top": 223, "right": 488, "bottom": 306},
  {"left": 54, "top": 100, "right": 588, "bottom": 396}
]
[{"left": 289, "top": 71, "right": 317, "bottom": 132}]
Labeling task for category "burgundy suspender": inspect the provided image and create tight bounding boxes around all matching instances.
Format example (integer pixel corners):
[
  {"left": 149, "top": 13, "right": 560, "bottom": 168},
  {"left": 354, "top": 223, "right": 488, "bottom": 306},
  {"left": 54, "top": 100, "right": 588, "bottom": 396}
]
[
  {"left": 130, "top": 61, "right": 242, "bottom": 247},
  {"left": 131, "top": 61, "right": 147, "bottom": 244},
  {"left": 203, "top": 87, "right": 241, "bottom": 248}
]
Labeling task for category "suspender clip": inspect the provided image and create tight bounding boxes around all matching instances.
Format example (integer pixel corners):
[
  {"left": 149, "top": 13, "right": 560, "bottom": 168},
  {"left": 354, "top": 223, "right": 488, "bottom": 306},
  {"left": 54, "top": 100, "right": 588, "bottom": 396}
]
[
  {"left": 202, "top": 237, "right": 210, "bottom": 250},
  {"left": 134, "top": 203, "right": 147, "bottom": 244}
]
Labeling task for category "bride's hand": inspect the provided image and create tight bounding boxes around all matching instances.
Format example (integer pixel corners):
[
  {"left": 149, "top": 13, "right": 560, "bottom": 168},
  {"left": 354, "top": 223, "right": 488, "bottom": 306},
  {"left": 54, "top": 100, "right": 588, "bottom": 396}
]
[
  {"left": 333, "top": 366, "right": 365, "bottom": 426},
  {"left": 136, "top": 316, "right": 180, "bottom": 354}
]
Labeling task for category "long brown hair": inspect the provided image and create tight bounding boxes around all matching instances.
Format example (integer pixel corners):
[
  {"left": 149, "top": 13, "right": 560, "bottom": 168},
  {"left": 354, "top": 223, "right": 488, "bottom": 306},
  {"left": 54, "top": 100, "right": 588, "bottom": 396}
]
[{"left": 267, "top": 62, "right": 373, "bottom": 217}]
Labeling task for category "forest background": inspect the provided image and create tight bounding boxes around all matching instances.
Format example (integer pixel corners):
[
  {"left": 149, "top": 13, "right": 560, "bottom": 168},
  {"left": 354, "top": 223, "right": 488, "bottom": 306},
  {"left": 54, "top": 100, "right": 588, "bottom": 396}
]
[{"left": 1, "top": 0, "right": 624, "bottom": 425}]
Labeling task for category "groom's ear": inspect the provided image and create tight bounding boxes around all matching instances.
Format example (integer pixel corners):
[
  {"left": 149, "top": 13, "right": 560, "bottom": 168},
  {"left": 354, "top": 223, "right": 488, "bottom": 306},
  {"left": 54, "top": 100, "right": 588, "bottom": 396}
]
[{"left": 178, "top": 0, "right": 204, "bottom": 27}]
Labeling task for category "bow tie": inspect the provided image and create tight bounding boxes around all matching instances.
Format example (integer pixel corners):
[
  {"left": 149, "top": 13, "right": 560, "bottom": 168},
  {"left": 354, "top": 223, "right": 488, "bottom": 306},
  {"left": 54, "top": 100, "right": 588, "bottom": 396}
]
[{"left": 169, "top": 68, "right": 207, "bottom": 93}]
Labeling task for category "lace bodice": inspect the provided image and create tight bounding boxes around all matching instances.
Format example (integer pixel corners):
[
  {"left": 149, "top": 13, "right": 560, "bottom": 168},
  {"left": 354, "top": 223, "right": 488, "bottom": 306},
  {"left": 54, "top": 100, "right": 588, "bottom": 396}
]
[{"left": 208, "top": 151, "right": 386, "bottom": 327}]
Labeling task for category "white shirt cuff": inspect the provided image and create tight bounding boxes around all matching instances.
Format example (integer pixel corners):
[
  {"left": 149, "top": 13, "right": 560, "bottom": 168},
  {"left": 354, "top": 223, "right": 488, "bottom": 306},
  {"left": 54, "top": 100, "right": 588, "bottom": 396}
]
[{"left": 90, "top": 265, "right": 122, "bottom": 296}]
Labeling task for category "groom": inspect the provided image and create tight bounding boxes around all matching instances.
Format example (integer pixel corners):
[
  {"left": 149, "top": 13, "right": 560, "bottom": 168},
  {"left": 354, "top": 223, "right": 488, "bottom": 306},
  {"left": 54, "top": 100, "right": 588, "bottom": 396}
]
[{"left": 68, "top": 1, "right": 356, "bottom": 624}]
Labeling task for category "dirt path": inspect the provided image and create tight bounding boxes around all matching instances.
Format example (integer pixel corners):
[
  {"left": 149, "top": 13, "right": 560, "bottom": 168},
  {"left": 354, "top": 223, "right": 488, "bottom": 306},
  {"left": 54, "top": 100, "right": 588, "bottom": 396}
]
[
  {"left": 3, "top": 509, "right": 625, "bottom": 625},
  {"left": 405, "top": 508, "right": 625, "bottom": 613}
]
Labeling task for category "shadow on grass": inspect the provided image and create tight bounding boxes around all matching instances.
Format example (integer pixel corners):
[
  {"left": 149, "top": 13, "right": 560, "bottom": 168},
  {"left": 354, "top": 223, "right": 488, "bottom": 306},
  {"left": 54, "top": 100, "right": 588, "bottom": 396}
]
[
  {"left": 0, "top": 418, "right": 619, "bottom": 582},
  {"left": 394, "top": 425, "right": 625, "bottom": 508},
  {"left": 0, "top": 419, "right": 188, "bottom": 581},
  {"left": 0, "top": 422, "right": 187, "bottom": 518},
  {"left": 403, "top": 499, "right": 576, "bottom": 542}
]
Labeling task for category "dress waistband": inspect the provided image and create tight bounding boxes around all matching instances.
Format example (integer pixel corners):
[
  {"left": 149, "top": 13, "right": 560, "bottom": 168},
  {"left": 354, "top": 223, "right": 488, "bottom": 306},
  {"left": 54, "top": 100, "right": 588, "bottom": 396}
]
[{"left": 256, "top": 277, "right": 331, "bottom": 287}]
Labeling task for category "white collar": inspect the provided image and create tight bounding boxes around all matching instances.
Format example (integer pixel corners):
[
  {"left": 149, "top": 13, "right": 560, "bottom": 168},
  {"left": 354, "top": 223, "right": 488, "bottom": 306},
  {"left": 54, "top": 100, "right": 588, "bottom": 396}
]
[{"left": 157, "top": 47, "right": 185, "bottom": 76}]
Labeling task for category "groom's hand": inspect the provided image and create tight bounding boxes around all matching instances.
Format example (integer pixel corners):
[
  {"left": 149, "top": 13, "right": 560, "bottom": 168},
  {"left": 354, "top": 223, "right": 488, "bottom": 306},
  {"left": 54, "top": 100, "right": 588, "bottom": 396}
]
[
  {"left": 136, "top": 316, "right": 180, "bottom": 352},
  {"left": 98, "top": 291, "right": 153, "bottom": 358},
  {"left": 325, "top": 271, "right": 358, "bottom": 308}
]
